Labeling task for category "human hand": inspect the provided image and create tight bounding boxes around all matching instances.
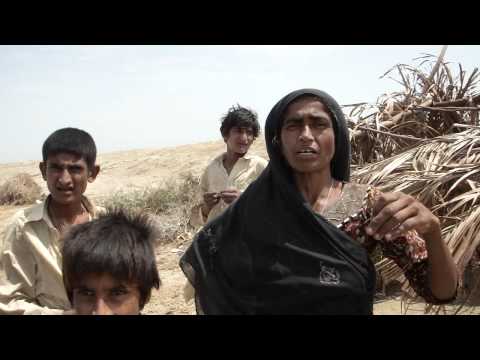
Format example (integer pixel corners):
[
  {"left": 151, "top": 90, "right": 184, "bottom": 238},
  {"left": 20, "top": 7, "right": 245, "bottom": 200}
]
[
  {"left": 219, "top": 188, "right": 241, "bottom": 204},
  {"left": 365, "top": 191, "right": 441, "bottom": 242},
  {"left": 203, "top": 192, "right": 220, "bottom": 209}
]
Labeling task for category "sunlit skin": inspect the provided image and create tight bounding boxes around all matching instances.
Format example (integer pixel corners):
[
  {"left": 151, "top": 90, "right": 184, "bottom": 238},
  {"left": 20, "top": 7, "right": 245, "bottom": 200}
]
[
  {"left": 71, "top": 273, "right": 143, "bottom": 315},
  {"left": 280, "top": 97, "right": 457, "bottom": 300}
]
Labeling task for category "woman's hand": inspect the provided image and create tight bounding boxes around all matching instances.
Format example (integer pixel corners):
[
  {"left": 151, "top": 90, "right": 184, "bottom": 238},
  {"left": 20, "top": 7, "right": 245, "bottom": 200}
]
[
  {"left": 365, "top": 191, "right": 440, "bottom": 242},
  {"left": 365, "top": 190, "right": 457, "bottom": 301}
]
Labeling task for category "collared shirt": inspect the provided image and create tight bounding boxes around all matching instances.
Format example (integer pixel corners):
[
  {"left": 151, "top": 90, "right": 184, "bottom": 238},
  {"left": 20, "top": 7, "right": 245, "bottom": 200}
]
[
  {"left": 189, "top": 153, "right": 268, "bottom": 227},
  {"left": 0, "top": 195, "right": 103, "bottom": 315}
]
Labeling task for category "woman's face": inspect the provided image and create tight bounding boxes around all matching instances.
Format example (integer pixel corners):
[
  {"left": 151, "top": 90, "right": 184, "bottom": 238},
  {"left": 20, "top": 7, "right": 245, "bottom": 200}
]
[{"left": 280, "top": 97, "right": 335, "bottom": 175}]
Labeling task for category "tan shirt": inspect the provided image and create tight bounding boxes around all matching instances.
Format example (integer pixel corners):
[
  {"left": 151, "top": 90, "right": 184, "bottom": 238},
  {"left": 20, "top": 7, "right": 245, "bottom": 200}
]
[
  {"left": 0, "top": 195, "right": 102, "bottom": 315},
  {"left": 189, "top": 153, "right": 268, "bottom": 227}
]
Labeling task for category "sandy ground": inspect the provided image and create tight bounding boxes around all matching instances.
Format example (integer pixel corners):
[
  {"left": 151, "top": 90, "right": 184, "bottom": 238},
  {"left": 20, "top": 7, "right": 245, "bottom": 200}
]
[{"left": 1, "top": 139, "right": 479, "bottom": 315}]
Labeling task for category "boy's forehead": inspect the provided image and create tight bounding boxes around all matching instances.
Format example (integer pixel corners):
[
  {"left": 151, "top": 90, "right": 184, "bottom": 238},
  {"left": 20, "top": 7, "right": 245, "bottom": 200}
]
[
  {"left": 46, "top": 152, "right": 87, "bottom": 165},
  {"left": 75, "top": 273, "right": 134, "bottom": 288},
  {"left": 231, "top": 125, "right": 254, "bottom": 131}
]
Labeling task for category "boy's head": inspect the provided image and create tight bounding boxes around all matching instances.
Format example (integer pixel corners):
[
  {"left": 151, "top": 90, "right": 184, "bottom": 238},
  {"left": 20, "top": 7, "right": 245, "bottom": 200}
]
[
  {"left": 39, "top": 128, "right": 100, "bottom": 206},
  {"left": 220, "top": 105, "right": 260, "bottom": 156},
  {"left": 62, "top": 208, "right": 161, "bottom": 315}
]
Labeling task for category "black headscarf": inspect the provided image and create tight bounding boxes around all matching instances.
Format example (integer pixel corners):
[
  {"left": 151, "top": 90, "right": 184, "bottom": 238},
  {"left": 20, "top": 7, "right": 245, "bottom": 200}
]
[{"left": 180, "top": 89, "right": 376, "bottom": 314}]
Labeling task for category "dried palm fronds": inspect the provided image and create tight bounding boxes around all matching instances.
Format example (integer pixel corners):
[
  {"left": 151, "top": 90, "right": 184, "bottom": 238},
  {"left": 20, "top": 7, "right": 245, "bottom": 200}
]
[
  {"left": 352, "top": 128, "right": 480, "bottom": 313},
  {"left": 353, "top": 129, "right": 480, "bottom": 247},
  {"left": 345, "top": 48, "right": 480, "bottom": 165}
]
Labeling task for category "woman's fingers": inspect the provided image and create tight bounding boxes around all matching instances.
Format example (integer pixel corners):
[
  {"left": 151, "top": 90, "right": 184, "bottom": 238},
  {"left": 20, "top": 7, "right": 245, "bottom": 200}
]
[
  {"left": 387, "top": 217, "right": 419, "bottom": 240},
  {"left": 379, "top": 206, "right": 418, "bottom": 241},
  {"left": 366, "top": 191, "right": 439, "bottom": 241},
  {"left": 366, "top": 193, "right": 411, "bottom": 239}
]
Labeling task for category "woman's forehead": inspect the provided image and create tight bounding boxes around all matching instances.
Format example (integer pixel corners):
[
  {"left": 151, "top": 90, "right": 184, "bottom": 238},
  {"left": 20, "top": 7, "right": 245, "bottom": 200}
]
[{"left": 283, "top": 97, "right": 331, "bottom": 119}]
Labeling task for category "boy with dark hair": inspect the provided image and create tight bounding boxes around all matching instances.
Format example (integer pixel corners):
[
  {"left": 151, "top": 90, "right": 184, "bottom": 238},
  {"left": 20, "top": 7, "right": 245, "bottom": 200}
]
[
  {"left": 190, "top": 104, "right": 268, "bottom": 227},
  {"left": 0, "top": 127, "right": 102, "bottom": 314},
  {"left": 62, "top": 208, "right": 161, "bottom": 315},
  {"left": 185, "top": 105, "right": 268, "bottom": 302}
]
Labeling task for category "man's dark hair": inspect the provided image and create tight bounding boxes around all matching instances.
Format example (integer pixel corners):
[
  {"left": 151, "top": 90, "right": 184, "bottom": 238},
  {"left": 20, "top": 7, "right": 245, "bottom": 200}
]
[
  {"left": 62, "top": 208, "right": 161, "bottom": 309},
  {"left": 220, "top": 104, "right": 260, "bottom": 138},
  {"left": 42, "top": 127, "right": 97, "bottom": 170}
]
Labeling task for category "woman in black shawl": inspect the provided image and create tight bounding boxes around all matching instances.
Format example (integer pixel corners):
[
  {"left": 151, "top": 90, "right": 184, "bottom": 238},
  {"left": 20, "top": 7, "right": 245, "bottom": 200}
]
[{"left": 180, "top": 89, "right": 458, "bottom": 314}]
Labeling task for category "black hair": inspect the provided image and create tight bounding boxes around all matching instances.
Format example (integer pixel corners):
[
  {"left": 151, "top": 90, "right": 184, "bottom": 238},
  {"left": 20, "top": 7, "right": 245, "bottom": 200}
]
[
  {"left": 220, "top": 104, "right": 260, "bottom": 138},
  {"left": 42, "top": 127, "right": 97, "bottom": 170},
  {"left": 62, "top": 208, "right": 161, "bottom": 310}
]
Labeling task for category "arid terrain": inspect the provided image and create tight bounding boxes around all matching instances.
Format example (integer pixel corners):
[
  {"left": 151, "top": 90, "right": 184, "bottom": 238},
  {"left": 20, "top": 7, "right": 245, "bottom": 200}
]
[{"left": 0, "top": 138, "right": 478, "bottom": 315}]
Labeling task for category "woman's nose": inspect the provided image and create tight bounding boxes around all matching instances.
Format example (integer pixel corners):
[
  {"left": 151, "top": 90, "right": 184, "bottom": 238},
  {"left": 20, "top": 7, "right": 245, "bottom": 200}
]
[{"left": 299, "top": 125, "right": 313, "bottom": 140}]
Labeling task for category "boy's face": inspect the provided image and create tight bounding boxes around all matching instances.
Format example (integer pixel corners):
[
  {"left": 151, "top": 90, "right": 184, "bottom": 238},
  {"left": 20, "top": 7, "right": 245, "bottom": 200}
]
[
  {"left": 39, "top": 152, "right": 99, "bottom": 207},
  {"left": 224, "top": 126, "right": 255, "bottom": 156},
  {"left": 72, "top": 273, "right": 142, "bottom": 315}
]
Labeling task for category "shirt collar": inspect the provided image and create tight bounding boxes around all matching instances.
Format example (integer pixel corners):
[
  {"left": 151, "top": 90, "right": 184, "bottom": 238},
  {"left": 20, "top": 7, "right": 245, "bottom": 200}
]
[
  {"left": 217, "top": 152, "right": 253, "bottom": 165},
  {"left": 24, "top": 194, "right": 97, "bottom": 226}
]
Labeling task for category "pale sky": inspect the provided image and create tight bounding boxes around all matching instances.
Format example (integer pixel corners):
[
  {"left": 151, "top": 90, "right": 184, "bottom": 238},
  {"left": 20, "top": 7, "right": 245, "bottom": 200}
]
[{"left": 1, "top": 45, "right": 479, "bottom": 164}]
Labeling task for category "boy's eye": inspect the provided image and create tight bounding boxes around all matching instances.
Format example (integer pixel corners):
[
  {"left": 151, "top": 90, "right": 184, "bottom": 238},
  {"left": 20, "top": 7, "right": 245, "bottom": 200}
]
[
  {"left": 47, "top": 165, "right": 62, "bottom": 172},
  {"left": 68, "top": 166, "right": 83, "bottom": 173},
  {"left": 110, "top": 287, "right": 129, "bottom": 297},
  {"left": 76, "top": 288, "right": 95, "bottom": 297}
]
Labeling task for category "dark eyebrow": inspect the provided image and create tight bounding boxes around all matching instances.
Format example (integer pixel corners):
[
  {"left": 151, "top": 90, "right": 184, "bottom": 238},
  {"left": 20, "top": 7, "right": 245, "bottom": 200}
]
[
  {"left": 48, "top": 163, "right": 85, "bottom": 170},
  {"left": 283, "top": 116, "right": 304, "bottom": 125},
  {"left": 110, "top": 284, "right": 130, "bottom": 293},
  {"left": 48, "top": 162, "right": 63, "bottom": 168},
  {"left": 283, "top": 114, "right": 330, "bottom": 125},
  {"left": 75, "top": 285, "right": 94, "bottom": 292},
  {"left": 309, "top": 113, "right": 331, "bottom": 121},
  {"left": 112, "top": 284, "right": 128, "bottom": 290}
]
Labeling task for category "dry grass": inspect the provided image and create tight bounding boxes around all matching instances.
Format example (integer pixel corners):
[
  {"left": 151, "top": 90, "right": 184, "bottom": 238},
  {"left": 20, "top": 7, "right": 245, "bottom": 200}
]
[
  {"left": 0, "top": 173, "right": 42, "bottom": 206},
  {"left": 101, "top": 172, "right": 200, "bottom": 245}
]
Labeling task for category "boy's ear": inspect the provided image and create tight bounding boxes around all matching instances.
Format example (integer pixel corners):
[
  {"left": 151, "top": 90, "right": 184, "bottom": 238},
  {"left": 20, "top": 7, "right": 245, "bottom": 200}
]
[
  {"left": 88, "top": 165, "right": 100, "bottom": 183},
  {"left": 39, "top": 162, "right": 47, "bottom": 181}
]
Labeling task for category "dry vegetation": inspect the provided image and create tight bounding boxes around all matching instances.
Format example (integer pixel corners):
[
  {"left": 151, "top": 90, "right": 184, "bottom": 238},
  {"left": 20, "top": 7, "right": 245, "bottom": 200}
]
[
  {"left": 0, "top": 173, "right": 42, "bottom": 206},
  {"left": 347, "top": 46, "right": 480, "bottom": 165},
  {"left": 101, "top": 172, "right": 200, "bottom": 246},
  {"left": 346, "top": 46, "right": 480, "bottom": 313}
]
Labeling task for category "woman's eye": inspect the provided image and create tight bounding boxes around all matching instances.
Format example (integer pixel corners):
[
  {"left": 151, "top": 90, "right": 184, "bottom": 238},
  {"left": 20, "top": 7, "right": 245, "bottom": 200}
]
[
  {"left": 286, "top": 123, "right": 299, "bottom": 130},
  {"left": 312, "top": 121, "right": 327, "bottom": 128}
]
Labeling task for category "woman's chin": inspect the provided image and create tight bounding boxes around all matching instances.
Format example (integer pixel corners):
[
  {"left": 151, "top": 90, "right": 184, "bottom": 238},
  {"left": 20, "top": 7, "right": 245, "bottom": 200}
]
[{"left": 290, "top": 162, "right": 326, "bottom": 175}]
